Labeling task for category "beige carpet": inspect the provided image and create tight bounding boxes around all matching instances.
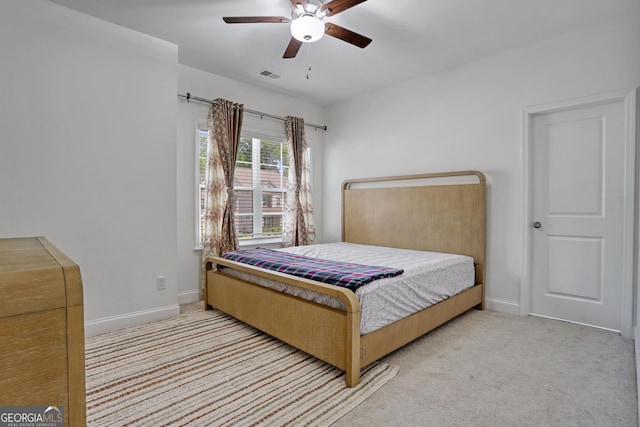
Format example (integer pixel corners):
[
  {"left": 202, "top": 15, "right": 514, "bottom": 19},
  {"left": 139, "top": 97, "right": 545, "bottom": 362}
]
[
  {"left": 333, "top": 309, "right": 638, "bottom": 427},
  {"left": 85, "top": 309, "right": 398, "bottom": 426}
]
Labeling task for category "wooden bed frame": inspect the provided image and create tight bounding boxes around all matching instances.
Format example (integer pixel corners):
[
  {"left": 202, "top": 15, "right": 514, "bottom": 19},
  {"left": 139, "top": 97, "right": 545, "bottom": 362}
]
[{"left": 205, "top": 170, "right": 486, "bottom": 387}]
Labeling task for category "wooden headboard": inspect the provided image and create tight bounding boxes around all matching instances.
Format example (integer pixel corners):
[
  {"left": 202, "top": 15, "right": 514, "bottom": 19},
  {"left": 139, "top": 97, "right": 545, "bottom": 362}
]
[{"left": 342, "top": 170, "right": 486, "bottom": 286}]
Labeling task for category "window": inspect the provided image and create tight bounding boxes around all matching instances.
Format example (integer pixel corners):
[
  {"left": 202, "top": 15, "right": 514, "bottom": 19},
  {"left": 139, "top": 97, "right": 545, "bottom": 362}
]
[
  {"left": 234, "top": 136, "right": 289, "bottom": 240},
  {"left": 197, "top": 126, "right": 207, "bottom": 245},
  {"left": 196, "top": 123, "right": 289, "bottom": 247}
]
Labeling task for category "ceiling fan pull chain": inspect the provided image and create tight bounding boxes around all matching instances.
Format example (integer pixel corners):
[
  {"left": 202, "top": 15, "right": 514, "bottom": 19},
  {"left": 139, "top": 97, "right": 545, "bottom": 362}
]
[{"left": 305, "top": 43, "right": 311, "bottom": 80}]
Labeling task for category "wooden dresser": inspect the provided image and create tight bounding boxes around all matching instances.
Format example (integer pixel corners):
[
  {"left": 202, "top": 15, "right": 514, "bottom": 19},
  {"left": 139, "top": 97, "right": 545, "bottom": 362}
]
[{"left": 0, "top": 237, "right": 86, "bottom": 426}]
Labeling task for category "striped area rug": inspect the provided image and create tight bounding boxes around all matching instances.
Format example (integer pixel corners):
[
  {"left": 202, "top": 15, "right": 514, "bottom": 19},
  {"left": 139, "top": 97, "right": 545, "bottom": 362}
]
[{"left": 85, "top": 308, "right": 398, "bottom": 426}]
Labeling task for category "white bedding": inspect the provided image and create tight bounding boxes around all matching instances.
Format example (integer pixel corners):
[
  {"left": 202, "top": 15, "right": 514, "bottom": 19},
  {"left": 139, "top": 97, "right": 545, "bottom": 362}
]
[{"left": 222, "top": 242, "right": 475, "bottom": 334}]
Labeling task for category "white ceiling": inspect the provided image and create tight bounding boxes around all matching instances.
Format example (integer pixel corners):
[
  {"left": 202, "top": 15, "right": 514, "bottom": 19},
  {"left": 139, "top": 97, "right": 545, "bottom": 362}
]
[{"left": 47, "top": 0, "right": 640, "bottom": 106}]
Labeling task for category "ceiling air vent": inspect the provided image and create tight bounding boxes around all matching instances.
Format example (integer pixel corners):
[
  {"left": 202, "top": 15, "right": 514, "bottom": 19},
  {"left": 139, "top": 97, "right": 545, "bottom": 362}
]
[{"left": 258, "top": 69, "right": 281, "bottom": 79}]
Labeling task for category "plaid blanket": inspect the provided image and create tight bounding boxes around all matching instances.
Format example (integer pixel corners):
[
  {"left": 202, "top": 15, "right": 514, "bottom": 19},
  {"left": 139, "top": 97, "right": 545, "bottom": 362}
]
[{"left": 221, "top": 248, "right": 404, "bottom": 291}]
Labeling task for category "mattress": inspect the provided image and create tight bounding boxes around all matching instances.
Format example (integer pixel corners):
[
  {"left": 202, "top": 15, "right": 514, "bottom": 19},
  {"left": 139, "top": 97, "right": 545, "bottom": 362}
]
[{"left": 221, "top": 242, "right": 475, "bottom": 334}]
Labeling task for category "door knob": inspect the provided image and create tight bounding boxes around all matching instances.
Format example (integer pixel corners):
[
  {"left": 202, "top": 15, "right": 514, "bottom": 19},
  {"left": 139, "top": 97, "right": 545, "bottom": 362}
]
[{"left": 532, "top": 221, "right": 542, "bottom": 229}]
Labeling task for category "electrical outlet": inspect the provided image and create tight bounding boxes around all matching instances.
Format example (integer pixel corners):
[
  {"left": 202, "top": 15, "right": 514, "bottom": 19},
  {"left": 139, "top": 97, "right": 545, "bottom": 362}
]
[{"left": 156, "top": 276, "right": 166, "bottom": 290}]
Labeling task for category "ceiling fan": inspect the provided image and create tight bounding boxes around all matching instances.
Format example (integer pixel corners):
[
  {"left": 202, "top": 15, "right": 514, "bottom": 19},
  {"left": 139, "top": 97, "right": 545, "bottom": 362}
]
[{"left": 223, "top": 0, "right": 372, "bottom": 59}]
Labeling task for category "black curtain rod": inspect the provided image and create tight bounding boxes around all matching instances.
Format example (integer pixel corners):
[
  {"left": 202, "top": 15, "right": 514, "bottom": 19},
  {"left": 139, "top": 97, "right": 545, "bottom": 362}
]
[{"left": 177, "top": 93, "right": 327, "bottom": 131}]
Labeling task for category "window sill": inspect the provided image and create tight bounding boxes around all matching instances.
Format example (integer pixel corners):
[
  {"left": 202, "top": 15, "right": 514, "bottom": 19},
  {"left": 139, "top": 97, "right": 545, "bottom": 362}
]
[
  {"left": 194, "top": 237, "right": 283, "bottom": 253},
  {"left": 239, "top": 237, "right": 283, "bottom": 248}
]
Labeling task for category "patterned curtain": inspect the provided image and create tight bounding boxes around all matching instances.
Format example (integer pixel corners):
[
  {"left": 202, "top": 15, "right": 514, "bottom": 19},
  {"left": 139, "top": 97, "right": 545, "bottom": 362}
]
[
  {"left": 283, "top": 116, "right": 315, "bottom": 247},
  {"left": 202, "top": 98, "right": 244, "bottom": 270}
]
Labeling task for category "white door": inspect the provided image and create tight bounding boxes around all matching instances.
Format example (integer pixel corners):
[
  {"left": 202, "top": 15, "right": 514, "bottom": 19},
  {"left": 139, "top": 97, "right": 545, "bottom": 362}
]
[{"left": 529, "top": 98, "right": 628, "bottom": 332}]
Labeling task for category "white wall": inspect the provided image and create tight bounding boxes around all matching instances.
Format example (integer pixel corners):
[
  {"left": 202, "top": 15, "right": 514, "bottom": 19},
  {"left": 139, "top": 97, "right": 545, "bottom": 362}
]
[
  {"left": 0, "top": 1, "right": 179, "bottom": 334},
  {"left": 176, "top": 65, "right": 326, "bottom": 301},
  {"left": 322, "top": 14, "right": 640, "bottom": 314}
]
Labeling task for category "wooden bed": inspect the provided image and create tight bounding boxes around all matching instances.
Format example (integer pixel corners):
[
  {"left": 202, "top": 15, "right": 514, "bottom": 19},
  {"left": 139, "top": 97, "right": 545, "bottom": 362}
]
[{"left": 205, "top": 170, "right": 486, "bottom": 387}]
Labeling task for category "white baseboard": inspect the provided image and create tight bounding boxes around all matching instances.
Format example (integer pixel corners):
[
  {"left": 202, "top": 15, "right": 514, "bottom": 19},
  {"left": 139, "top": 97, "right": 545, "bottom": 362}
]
[
  {"left": 178, "top": 289, "right": 202, "bottom": 305},
  {"left": 85, "top": 304, "right": 180, "bottom": 336},
  {"left": 484, "top": 297, "right": 520, "bottom": 315}
]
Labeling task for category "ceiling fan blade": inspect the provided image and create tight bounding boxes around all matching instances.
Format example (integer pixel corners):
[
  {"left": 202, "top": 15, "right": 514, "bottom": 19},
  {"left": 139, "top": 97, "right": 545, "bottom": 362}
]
[
  {"left": 324, "top": 22, "right": 372, "bottom": 48},
  {"left": 289, "top": 0, "right": 307, "bottom": 10},
  {"left": 321, "top": 0, "right": 367, "bottom": 17},
  {"left": 283, "top": 38, "right": 303, "bottom": 58},
  {"left": 223, "top": 16, "right": 290, "bottom": 24}
]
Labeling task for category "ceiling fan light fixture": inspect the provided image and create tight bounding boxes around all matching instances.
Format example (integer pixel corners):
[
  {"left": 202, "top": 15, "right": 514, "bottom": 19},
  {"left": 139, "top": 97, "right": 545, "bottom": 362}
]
[{"left": 291, "top": 14, "right": 325, "bottom": 42}]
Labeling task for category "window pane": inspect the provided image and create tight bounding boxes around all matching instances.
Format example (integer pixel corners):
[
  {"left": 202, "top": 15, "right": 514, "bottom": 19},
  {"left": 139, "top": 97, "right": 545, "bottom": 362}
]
[
  {"left": 260, "top": 166, "right": 287, "bottom": 189},
  {"left": 234, "top": 166, "right": 252, "bottom": 188},
  {"left": 237, "top": 137, "right": 253, "bottom": 164},
  {"left": 260, "top": 140, "right": 286, "bottom": 166},
  {"left": 260, "top": 140, "right": 288, "bottom": 188},
  {"left": 234, "top": 190, "right": 253, "bottom": 215},
  {"left": 262, "top": 214, "right": 283, "bottom": 237},
  {"left": 236, "top": 216, "right": 253, "bottom": 239},
  {"left": 262, "top": 190, "right": 286, "bottom": 210},
  {"left": 234, "top": 137, "right": 253, "bottom": 187}
]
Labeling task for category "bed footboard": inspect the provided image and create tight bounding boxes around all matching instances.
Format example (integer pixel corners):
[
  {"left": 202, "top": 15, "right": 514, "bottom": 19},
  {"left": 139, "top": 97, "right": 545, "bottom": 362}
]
[{"left": 206, "top": 260, "right": 363, "bottom": 387}]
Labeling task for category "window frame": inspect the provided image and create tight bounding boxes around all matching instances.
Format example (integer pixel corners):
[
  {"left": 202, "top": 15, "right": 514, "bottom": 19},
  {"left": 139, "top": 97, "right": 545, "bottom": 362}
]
[{"left": 195, "top": 120, "right": 290, "bottom": 249}]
